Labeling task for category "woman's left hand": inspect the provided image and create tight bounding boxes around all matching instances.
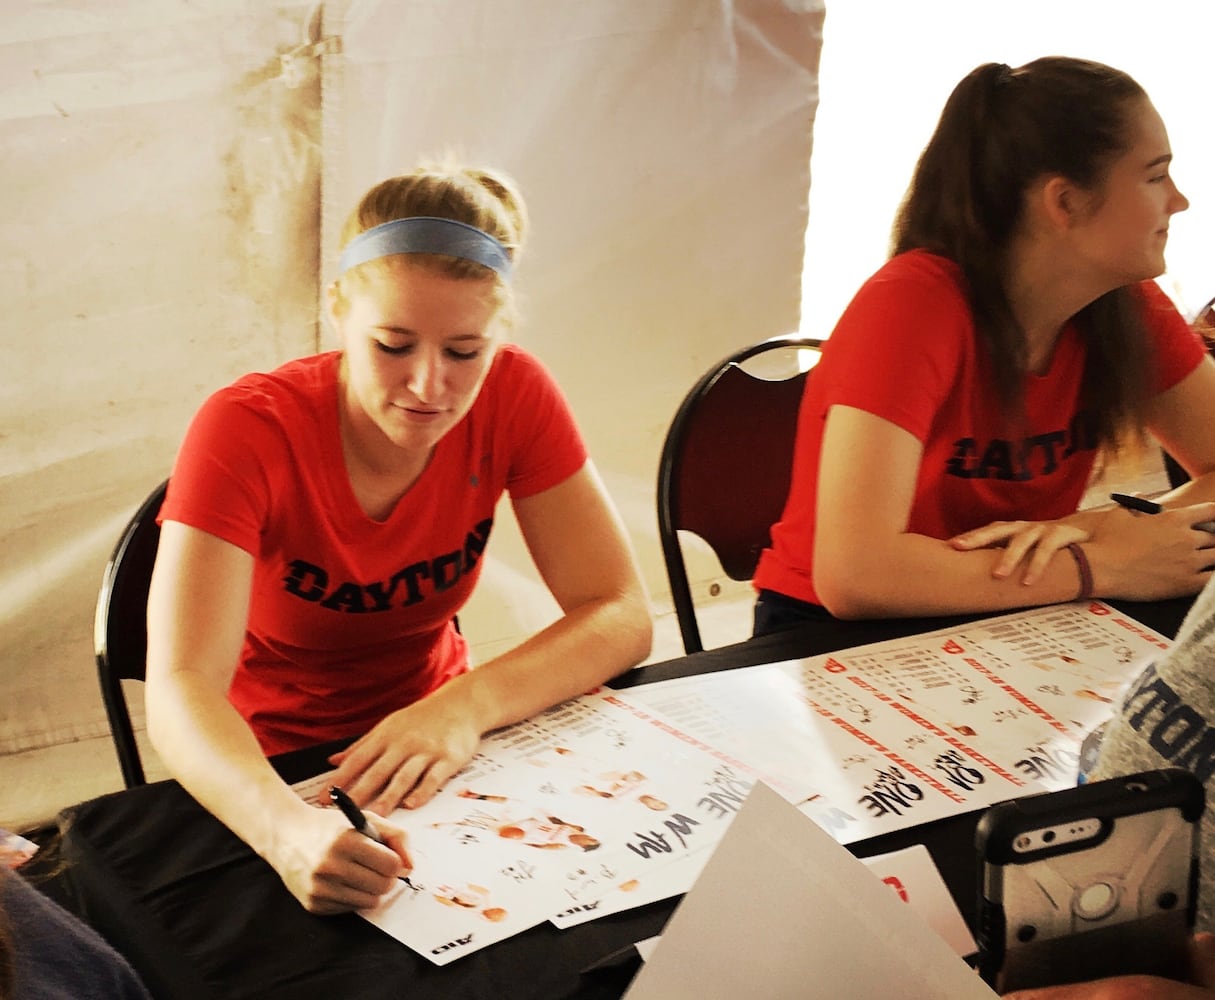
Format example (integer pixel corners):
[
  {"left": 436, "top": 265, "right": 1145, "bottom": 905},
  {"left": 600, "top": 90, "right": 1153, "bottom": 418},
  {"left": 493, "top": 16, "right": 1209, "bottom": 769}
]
[
  {"left": 326, "top": 687, "right": 484, "bottom": 815},
  {"left": 948, "top": 509, "right": 1102, "bottom": 585}
]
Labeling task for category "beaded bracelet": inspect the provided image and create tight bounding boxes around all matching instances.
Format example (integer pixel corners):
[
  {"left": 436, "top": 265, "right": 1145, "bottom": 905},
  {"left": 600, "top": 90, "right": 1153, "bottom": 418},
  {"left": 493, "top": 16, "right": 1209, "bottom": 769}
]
[{"left": 1066, "top": 543, "right": 1094, "bottom": 601}]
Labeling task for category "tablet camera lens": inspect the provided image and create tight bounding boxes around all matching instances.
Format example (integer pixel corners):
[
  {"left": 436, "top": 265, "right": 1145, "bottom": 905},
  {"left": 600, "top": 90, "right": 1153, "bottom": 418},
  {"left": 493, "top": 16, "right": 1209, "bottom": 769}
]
[
  {"left": 1158, "top": 891, "right": 1179, "bottom": 911},
  {"left": 1016, "top": 924, "right": 1037, "bottom": 943}
]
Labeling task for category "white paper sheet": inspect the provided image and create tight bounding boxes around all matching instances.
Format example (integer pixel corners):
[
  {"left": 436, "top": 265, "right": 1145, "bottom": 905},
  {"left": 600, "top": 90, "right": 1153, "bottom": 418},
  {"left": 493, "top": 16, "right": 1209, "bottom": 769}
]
[
  {"left": 623, "top": 783, "right": 997, "bottom": 1000},
  {"left": 859, "top": 844, "right": 977, "bottom": 958}
]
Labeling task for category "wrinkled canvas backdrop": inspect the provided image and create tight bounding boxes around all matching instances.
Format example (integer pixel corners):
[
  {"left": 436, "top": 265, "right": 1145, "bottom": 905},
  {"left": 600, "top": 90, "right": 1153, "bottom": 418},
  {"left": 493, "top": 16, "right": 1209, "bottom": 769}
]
[
  {"left": 1, "top": 0, "right": 821, "bottom": 824},
  {"left": 0, "top": 2, "right": 323, "bottom": 812},
  {"left": 321, "top": 0, "right": 822, "bottom": 656}
]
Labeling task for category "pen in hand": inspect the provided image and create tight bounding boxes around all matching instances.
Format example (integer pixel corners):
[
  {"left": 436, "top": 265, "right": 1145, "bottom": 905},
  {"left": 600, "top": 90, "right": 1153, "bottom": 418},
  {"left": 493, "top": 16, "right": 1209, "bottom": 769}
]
[
  {"left": 1111, "top": 493, "right": 1215, "bottom": 533},
  {"left": 1110, "top": 492, "right": 1163, "bottom": 515},
  {"left": 329, "top": 785, "right": 415, "bottom": 883},
  {"left": 329, "top": 784, "right": 387, "bottom": 844}
]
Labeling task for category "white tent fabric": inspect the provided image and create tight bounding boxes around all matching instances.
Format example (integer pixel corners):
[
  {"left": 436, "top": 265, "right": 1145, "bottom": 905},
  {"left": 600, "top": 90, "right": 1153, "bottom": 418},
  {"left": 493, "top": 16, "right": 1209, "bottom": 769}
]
[
  {"left": 321, "top": 0, "right": 822, "bottom": 651},
  {"left": 0, "top": 0, "right": 822, "bottom": 827},
  {"left": 1, "top": 2, "right": 323, "bottom": 768}
]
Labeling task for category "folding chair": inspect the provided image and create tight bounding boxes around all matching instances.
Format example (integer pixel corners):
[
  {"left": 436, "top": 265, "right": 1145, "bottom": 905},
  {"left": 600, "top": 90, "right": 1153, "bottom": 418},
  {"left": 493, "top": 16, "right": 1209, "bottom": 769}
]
[
  {"left": 657, "top": 335, "right": 823, "bottom": 654},
  {"left": 1163, "top": 295, "right": 1215, "bottom": 490},
  {"left": 94, "top": 479, "right": 169, "bottom": 788}
]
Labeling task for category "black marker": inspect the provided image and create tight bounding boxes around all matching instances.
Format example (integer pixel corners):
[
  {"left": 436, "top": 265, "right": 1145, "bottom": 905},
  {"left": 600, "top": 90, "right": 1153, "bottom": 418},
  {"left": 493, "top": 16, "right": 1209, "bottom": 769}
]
[
  {"left": 329, "top": 786, "right": 416, "bottom": 884},
  {"left": 1110, "top": 492, "right": 1163, "bottom": 515},
  {"left": 1111, "top": 493, "right": 1215, "bottom": 534},
  {"left": 329, "top": 785, "right": 387, "bottom": 845}
]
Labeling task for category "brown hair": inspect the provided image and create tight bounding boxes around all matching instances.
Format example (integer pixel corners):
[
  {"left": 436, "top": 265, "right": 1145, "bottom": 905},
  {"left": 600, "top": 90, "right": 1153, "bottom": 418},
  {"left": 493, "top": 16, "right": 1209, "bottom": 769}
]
[
  {"left": 332, "top": 158, "right": 528, "bottom": 328},
  {"left": 892, "top": 57, "right": 1153, "bottom": 456}
]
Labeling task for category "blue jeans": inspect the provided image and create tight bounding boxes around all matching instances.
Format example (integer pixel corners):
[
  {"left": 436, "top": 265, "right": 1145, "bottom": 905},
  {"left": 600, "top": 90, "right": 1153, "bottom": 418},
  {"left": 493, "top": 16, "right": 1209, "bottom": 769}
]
[{"left": 752, "top": 589, "right": 835, "bottom": 637}]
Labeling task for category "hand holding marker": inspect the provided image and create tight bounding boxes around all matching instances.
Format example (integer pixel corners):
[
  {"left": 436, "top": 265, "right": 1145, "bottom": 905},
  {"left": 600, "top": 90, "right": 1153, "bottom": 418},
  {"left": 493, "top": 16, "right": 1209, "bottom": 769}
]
[
  {"left": 329, "top": 785, "right": 415, "bottom": 883},
  {"left": 330, "top": 785, "right": 386, "bottom": 842},
  {"left": 1110, "top": 493, "right": 1215, "bottom": 533}
]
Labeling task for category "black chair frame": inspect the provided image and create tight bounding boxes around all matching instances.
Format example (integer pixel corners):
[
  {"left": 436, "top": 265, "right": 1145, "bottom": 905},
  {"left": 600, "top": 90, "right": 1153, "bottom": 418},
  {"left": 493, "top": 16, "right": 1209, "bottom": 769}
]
[
  {"left": 94, "top": 479, "right": 169, "bottom": 788},
  {"left": 657, "top": 335, "right": 823, "bottom": 654},
  {"left": 1164, "top": 295, "right": 1215, "bottom": 490}
]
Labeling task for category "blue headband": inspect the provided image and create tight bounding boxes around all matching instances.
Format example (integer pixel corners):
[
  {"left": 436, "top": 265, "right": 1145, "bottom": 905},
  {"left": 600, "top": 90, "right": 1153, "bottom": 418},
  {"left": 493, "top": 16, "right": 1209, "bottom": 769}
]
[{"left": 337, "top": 216, "right": 513, "bottom": 280}]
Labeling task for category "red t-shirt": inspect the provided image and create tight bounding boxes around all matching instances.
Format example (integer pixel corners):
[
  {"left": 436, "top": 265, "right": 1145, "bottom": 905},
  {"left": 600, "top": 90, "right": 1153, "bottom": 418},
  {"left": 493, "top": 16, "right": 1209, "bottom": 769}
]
[
  {"left": 754, "top": 251, "right": 1207, "bottom": 607},
  {"left": 161, "top": 344, "right": 588, "bottom": 755}
]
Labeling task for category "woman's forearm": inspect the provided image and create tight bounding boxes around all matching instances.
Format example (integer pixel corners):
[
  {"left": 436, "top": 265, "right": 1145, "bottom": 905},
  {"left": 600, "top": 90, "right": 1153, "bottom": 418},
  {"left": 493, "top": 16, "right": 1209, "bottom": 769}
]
[
  {"left": 816, "top": 534, "right": 1087, "bottom": 620},
  {"left": 449, "top": 590, "right": 652, "bottom": 735},
  {"left": 146, "top": 670, "right": 313, "bottom": 862}
]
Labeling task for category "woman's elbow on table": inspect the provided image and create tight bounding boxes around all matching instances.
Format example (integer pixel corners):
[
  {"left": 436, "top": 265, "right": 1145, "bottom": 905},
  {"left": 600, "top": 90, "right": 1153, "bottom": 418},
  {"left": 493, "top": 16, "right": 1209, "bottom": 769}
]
[
  {"left": 613, "top": 589, "right": 654, "bottom": 666},
  {"left": 813, "top": 573, "right": 883, "bottom": 621},
  {"left": 573, "top": 583, "right": 653, "bottom": 677},
  {"left": 812, "top": 545, "right": 894, "bottom": 620}
]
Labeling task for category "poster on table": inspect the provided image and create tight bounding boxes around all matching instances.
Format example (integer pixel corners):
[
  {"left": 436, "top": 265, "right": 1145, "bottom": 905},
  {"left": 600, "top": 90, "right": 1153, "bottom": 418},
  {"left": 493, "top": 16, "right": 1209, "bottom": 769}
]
[
  {"left": 296, "top": 600, "right": 1169, "bottom": 958},
  {"left": 625, "top": 601, "right": 1169, "bottom": 847},
  {"left": 296, "top": 689, "right": 774, "bottom": 964}
]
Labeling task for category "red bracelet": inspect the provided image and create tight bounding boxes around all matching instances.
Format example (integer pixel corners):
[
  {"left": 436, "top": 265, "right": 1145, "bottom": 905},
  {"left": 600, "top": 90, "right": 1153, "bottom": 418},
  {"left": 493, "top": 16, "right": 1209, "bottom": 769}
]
[{"left": 1066, "top": 543, "right": 1094, "bottom": 601}]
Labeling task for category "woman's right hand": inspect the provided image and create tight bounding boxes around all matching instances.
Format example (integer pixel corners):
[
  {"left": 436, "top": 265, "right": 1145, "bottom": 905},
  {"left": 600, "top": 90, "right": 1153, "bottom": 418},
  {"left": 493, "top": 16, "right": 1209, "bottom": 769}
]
[
  {"left": 1087, "top": 502, "right": 1215, "bottom": 600},
  {"left": 267, "top": 803, "right": 412, "bottom": 914}
]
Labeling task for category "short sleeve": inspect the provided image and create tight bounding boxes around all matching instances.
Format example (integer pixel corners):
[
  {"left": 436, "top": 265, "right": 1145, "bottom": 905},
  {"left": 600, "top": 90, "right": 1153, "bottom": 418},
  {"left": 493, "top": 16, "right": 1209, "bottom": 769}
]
[
  {"left": 817, "top": 253, "right": 973, "bottom": 442},
  {"left": 1138, "top": 280, "right": 1208, "bottom": 393},
  {"left": 159, "top": 382, "right": 280, "bottom": 555},
  {"left": 492, "top": 347, "right": 589, "bottom": 499}
]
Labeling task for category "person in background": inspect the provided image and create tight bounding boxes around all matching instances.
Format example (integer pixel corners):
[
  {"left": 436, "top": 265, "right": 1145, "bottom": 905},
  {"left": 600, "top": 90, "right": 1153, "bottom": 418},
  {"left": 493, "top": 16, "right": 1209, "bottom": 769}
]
[
  {"left": 0, "top": 865, "right": 153, "bottom": 1000},
  {"left": 145, "top": 159, "right": 652, "bottom": 914},
  {"left": 1085, "top": 570, "right": 1215, "bottom": 932},
  {"left": 753, "top": 56, "right": 1215, "bottom": 634},
  {"left": 1000, "top": 541, "right": 1215, "bottom": 1000}
]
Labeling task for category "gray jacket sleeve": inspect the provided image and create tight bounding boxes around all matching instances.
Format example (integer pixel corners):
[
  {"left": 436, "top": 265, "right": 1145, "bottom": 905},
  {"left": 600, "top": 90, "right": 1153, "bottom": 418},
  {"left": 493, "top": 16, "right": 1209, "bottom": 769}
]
[{"left": 1089, "top": 576, "right": 1215, "bottom": 931}]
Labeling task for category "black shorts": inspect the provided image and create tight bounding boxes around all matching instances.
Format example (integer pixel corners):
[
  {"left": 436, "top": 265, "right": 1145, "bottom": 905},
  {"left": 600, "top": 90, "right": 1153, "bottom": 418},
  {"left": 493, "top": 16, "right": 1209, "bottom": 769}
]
[{"left": 752, "top": 589, "right": 835, "bottom": 637}]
